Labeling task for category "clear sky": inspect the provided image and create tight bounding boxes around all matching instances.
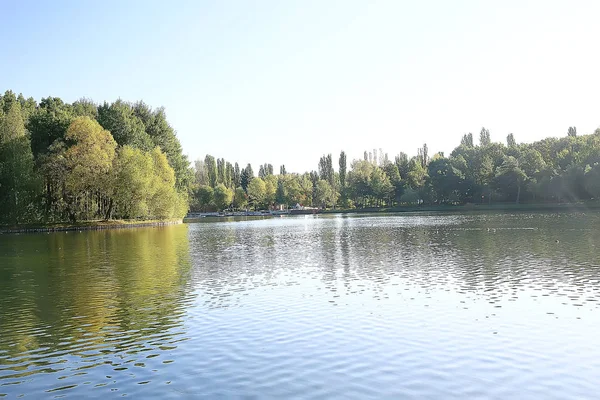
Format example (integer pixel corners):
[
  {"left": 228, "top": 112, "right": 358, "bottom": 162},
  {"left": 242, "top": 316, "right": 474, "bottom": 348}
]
[{"left": 1, "top": 0, "right": 599, "bottom": 173}]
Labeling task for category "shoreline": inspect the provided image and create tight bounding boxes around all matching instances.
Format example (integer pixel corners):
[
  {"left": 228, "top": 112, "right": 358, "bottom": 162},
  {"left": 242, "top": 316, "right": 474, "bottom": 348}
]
[
  {"left": 0, "top": 219, "right": 183, "bottom": 235},
  {"left": 186, "top": 202, "right": 600, "bottom": 221},
  {"left": 322, "top": 202, "right": 600, "bottom": 214}
]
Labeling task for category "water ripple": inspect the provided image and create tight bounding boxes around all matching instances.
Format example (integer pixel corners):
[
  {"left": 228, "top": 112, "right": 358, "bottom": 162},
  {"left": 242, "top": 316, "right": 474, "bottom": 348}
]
[{"left": 1, "top": 213, "right": 600, "bottom": 398}]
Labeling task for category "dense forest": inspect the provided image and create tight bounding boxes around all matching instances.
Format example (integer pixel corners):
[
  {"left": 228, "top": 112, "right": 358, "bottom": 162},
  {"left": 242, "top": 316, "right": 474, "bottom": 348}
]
[
  {"left": 192, "top": 127, "right": 600, "bottom": 212},
  {"left": 0, "top": 90, "right": 190, "bottom": 224},
  {"left": 2, "top": 89, "right": 600, "bottom": 224}
]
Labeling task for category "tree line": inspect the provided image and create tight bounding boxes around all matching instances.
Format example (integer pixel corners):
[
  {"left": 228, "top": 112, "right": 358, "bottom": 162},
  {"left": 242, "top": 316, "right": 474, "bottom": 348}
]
[
  {"left": 3, "top": 89, "right": 600, "bottom": 223},
  {"left": 0, "top": 90, "right": 189, "bottom": 224},
  {"left": 191, "top": 127, "right": 600, "bottom": 211}
]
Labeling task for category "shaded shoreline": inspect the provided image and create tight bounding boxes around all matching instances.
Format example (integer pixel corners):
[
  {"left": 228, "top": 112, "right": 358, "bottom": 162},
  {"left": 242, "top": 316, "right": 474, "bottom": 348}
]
[{"left": 0, "top": 219, "right": 183, "bottom": 234}]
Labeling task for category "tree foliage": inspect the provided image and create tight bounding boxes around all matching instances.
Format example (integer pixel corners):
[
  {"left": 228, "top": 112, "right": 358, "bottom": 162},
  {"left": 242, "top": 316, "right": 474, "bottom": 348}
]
[
  {"left": 0, "top": 90, "right": 190, "bottom": 224},
  {"left": 13, "top": 86, "right": 597, "bottom": 219},
  {"left": 190, "top": 125, "right": 600, "bottom": 211},
  {"left": 0, "top": 102, "right": 38, "bottom": 223},
  {"left": 98, "top": 100, "right": 153, "bottom": 151}
]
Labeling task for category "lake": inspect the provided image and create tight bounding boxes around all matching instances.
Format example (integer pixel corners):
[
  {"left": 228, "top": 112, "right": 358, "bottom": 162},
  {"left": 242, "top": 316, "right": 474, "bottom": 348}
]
[{"left": 1, "top": 212, "right": 599, "bottom": 399}]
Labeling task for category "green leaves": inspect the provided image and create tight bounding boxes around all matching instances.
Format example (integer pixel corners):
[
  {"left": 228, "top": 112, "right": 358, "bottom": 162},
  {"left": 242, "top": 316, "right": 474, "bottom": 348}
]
[
  {"left": 213, "top": 183, "right": 233, "bottom": 210},
  {"left": 112, "top": 146, "right": 153, "bottom": 218},
  {"left": 0, "top": 91, "right": 194, "bottom": 224},
  {"left": 479, "top": 127, "right": 491, "bottom": 146},
  {"left": 98, "top": 100, "right": 153, "bottom": 151},
  {"left": 0, "top": 102, "right": 38, "bottom": 224},
  {"left": 315, "top": 180, "right": 337, "bottom": 208},
  {"left": 247, "top": 178, "right": 266, "bottom": 209}
]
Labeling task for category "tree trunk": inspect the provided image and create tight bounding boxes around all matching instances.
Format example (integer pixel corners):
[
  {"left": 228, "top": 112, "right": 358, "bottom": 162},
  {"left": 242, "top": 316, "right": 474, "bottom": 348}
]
[
  {"left": 105, "top": 198, "right": 114, "bottom": 220},
  {"left": 69, "top": 208, "right": 77, "bottom": 223},
  {"left": 45, "top": 181, "right": 52, "bottom": 222},
  {"left": 516, "top": 184, "right": 521, "bottom": 204}
]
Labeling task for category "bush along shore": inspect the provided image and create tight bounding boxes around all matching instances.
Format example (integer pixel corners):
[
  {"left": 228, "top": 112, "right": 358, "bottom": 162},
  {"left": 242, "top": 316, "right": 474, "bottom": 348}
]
[{"left": 0, "top": 219, "right": 182, "bottom": 234}]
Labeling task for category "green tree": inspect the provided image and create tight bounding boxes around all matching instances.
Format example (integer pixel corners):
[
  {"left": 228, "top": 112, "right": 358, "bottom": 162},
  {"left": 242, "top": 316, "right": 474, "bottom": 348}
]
[
  {"left": 479, "top": 127, "right": 491, "bottom": 146},
  {"left": 133, "top": 103, "right": 191, "bottom": 191},
  {"left": 339, "top": 151, "right": 347, "bottom": 189},
  {"left": 407, "top": 158, "right": 427, "bottom": 190},
  {"left": 584, "top": 164, "right": 600, "bottom": 199},
  {"left": 213, "top": 183, "right": 233, "bottom": 210},
  {"left": 1, "top": 91, "right": 35, "bottom": 122},
  {"left": 247, "top": 177, "right": 266, "bottom": 209},
  {"left": 315, "top": 179, "right": 337, "bottom": 208},
  {"left": 318, "top": 154, "right": 334, "bottom": 187},
  {"left": 383, "top": 162, "right": 403, "bottom": 204},
  {"left": 370, "top": 167, "right": 394, "bottom": 206},
  {"left": 0, "top": 102, "right": 38, "bottom": 223},
  {"left": 400, "top": 188, "right": 420, "bottom": 204},
  {"left": 427, "top": 157, "right": 465, "bottom": 204},
  {"left": 72, "top": 98, "right": 98, "bottom": 119},
  {"left": 0, "top": 90, "right": 18, "bottom": 114},
  {"left": 63, "top": 117, "right": 117, "bottom": 221},
  {"left": 395, "top": 152, "right": 410, "bottom": 179},
  {"left": 264, "top": 174, "right": 277, "bottom": 207},
  {"left": 461, "top": 133, "right": 474, "bottom": 147},
  {"left": 194, "top": 159, "right": 209, "bottom": 186},
  {"left": 216, "top": 158, "right": 223, "bottom": 184},
  {"left": 196, "top": 185, "right": 214, "bottom": 211},
  {"left": 494, "top": 156, "right": 527, "bottom": 204},
  {"left": 297, "top": 173, "right": 313, "bottom": 206},
  {"left": 149, "top": 147, "right": 186, "bottom": 219},
  {"left": 97, "top": 100, "right": 153, "bottom": 151},
  {"left": 276, "top": 178, "right": 287, "bottom": 205},
  {"left": 205, "top": 155, "right": 217, "bottom": 187},
  {"left": 234, "top": 162, "right": 241, "bottom": 187},
  {"left": 507, "top": 133, "right": 516, "bottom": 147},
  {"left": 417, "top": 143, "right": 429, "bottom": 168},
  {"left": 27, "top": 97, "right": 73, "bottom": 158},
  {"left": 17, "top": 93, "right": 37, "bottom": 122},
  {"left": 286, "top": 175, "right": 305, "bottom": 205},
  {"left": 240, "top": 164, "right": 253, "bottom": 192},
  {"left": 233, "top": 187, "right": 248, "bottom": 209},
  {"left": 225, "top": 161, "right": 234, "bottom": 188},
  {"left": 347, "top": 160, "right": 374, "bottom": 207},
  {"left": 112, "top": 146, "right": 153, "bottom": 218}
]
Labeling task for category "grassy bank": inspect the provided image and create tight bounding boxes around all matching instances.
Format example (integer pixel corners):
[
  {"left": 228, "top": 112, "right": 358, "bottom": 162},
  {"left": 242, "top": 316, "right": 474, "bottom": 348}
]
[
  {"left": 0, "top": 219, "right": 183, "bottom": 234},
  {"left": 321, "top": 202, "right": 600, "bottom": 214}
]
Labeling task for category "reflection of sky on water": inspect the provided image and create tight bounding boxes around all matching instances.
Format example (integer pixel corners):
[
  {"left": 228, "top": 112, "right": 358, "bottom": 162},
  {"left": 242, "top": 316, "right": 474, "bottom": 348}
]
[{"left": 1, "top": 212, "right": 599, "bottom": 398}]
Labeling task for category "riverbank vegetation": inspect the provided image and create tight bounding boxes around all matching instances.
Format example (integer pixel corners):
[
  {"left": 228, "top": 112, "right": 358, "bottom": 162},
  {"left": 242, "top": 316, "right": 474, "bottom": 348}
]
[
  {"left": 3, "top": 89, "right": 600, "bottom": 221},
  {"left": 0, "top": 91, "right": 189, "bottom": 225},
  {"left": 191, "top": 127, "right": 600, "bottom": 211}
]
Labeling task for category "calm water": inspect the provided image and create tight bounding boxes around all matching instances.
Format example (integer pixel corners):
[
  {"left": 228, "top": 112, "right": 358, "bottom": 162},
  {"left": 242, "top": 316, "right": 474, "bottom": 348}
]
[{"left": 1, "top": 212, "right": 599, "bottom": 399}]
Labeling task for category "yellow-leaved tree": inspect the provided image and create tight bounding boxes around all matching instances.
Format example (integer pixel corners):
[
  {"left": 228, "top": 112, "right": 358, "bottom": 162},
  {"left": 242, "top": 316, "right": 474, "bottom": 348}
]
[
  {"left": 148, "top": 147, "right": 187, "bottom": 219},
  {"left": 63, "top": 117, "right": 116, "bottom": 222},
  {"left": 112, "top": 146, "right": 153, "bottom": 219}
]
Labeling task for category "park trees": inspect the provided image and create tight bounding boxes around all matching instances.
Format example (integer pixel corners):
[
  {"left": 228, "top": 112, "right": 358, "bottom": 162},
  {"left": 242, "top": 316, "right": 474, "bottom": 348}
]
[
  {"left": 0, "top": 102, "right": 38, "bottom": 223},
  {"left": 97, "top": 100, "right": 153, "bottom": 151},
  {"left": 247, "top": 177, "right": 266, "bottom": 210},
  {"left": 62, "top": 117, "right": 117, "bottom": 221},
  {"left": 213, "top": 183, "right": 234, "bottom": 211},
  {"left": 111, "top": 146, "right": 153, "bottom": 219}
]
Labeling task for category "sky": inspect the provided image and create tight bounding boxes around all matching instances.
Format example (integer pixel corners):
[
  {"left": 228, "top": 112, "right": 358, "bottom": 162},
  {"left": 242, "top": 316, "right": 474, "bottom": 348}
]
[{"left": 1, "top": 0, "right": 600, "bottom": 173}]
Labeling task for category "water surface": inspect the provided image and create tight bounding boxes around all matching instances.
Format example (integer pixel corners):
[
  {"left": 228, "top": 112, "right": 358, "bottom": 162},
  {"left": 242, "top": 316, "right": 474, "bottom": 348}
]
[{"left": 1, "top": 212, "right": 599, "bottom": 398}]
